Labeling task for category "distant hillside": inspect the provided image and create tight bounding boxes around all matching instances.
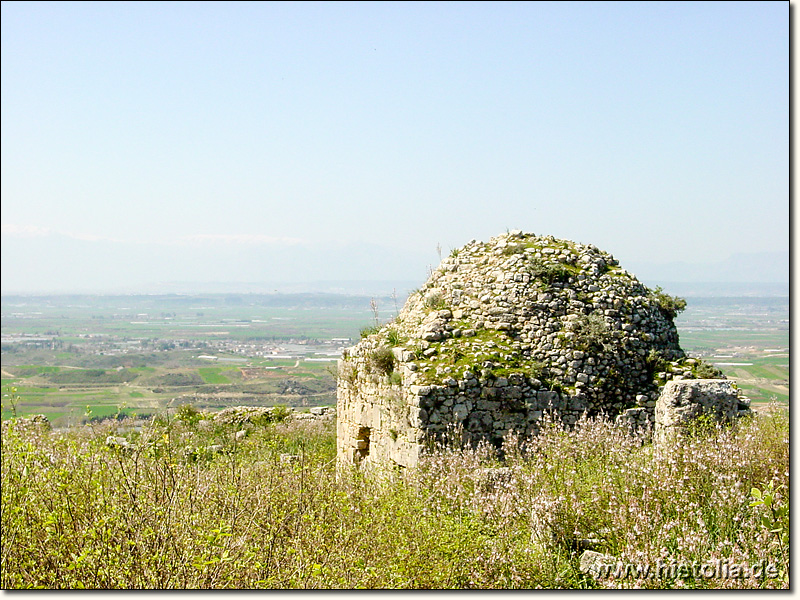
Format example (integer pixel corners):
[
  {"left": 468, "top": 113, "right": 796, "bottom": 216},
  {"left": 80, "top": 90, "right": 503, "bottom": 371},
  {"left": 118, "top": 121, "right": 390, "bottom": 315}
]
[
  {"left": 1, "top": 230, "right": 787, "bottom": 295},
  {"left": 0, "top": 233, "right": 435, "bottom": 295},
  {"left": 625, "top": 251, "right": 788, "bottom": 285}
]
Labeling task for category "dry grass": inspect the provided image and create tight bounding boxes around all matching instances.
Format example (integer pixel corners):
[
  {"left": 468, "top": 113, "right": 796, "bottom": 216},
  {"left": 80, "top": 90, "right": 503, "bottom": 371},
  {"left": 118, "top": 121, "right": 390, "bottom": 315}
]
[{"left": 1, "top": 406, "right": 788, "bottom": 589}]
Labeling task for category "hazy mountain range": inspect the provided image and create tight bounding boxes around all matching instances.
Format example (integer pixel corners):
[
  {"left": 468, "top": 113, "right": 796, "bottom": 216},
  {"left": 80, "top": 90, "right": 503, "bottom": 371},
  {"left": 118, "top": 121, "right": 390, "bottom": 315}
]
[
  {"left": 1, "top": 231, "right": 789, "bottom": 296},
  {"left": 1, "top": 232, "right": 436, "bottom": 295}
]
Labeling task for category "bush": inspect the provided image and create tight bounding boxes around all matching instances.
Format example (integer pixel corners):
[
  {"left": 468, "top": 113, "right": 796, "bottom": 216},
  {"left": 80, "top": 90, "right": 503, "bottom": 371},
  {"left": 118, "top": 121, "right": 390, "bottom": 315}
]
[
  {"left": 569, "top": 312, "right": 614, "bottom": 351},
  {"left": 692, "top": 359, "right": 725, "bottom": 379},
  {"left": 175, "top": 403, "right": 202, "bottom": 425},
  {"left": 423, "top": 291, "right": 448, "bottom": 311},
  {"left": 270, "top": 404, "right": 292, "bottom": 423},
  {"left": 1, "top": 407, "right": 788, "bottom": 589},
  {"left": 368, "top": 347, "right": 396, "bottom": 376},
  {"left": 360, "top": 325, "right": 379, "bottom": 339},
  {"left": 528, "top": 259, "right": 573, "bottom": 286},
  {"left": 645, "top": 348, "right": 668, "bottom": 377},
  {"left": 651, "top": 286, "right": 687, "bottom": 319},
  {"left": 150, "top": 372, "right": 205, "bottom": 387},
  {"left": 45, "top": 368, "right": 138, "bottom": 385}
]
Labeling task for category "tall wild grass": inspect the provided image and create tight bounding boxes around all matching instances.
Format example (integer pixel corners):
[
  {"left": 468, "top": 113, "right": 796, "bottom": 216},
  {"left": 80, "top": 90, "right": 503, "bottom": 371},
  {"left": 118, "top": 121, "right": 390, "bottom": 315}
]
[{"left": 1, "top": 406, "right": 788, "bottom": 589}]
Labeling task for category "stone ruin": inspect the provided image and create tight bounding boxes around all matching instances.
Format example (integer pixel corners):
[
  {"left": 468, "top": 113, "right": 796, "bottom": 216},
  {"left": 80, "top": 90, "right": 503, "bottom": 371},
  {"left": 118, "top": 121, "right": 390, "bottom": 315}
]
[{"left": 336, "top": 231, "right": 751, "bottom": 467}]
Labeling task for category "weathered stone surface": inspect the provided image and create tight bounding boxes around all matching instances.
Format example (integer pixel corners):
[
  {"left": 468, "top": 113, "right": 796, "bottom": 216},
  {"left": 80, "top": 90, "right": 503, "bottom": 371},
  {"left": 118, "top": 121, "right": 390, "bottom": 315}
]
[
  {"left": 654, "top": 379, "right": 743, "bottom": 442},
  {"left": 212, "top": 405, "right": 333, "bottom": 425},
  {"left": 336, "top": 231, "right": 723, "bottom": 468}
]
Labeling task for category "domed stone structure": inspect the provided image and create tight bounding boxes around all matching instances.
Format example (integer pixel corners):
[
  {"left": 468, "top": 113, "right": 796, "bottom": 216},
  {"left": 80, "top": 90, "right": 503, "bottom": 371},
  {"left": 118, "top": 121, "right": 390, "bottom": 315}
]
[{"left": 336, "top": 230, "right": 733, "bottom": 467}]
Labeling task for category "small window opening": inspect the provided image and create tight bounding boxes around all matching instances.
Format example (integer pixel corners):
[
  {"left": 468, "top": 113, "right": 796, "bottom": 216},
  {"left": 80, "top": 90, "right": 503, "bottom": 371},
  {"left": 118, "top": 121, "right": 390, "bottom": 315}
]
[{"left": 355, "top": 426, "right": 371, "bottom": 461}]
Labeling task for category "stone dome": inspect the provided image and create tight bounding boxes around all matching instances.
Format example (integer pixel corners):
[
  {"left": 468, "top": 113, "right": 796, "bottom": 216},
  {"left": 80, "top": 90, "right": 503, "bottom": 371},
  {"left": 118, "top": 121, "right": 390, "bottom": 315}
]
[
  {"left": 385, "top": 230, "right": 684, "bottom": 415},
  {"left": 336, "top": 230, "right": 713, "bottom": 467}
]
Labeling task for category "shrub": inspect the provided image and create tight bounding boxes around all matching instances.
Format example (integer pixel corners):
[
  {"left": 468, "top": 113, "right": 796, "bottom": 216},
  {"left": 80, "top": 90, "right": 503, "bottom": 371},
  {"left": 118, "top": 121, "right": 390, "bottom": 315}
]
[
  {"left": 502, "top": 243, "right": 526, "bottom": 256},
  {"left": 175, "top": 403, "right": 202, "bottom": 425},
  {"left": 528, "top": 259, "right": 573, "bottom": 286},
  {"left": 569, "top": 312, "right": 614, "bottom": 352},
  {"left": 0, "top": 406, "right": 788, "bottom": 589},
  {"left": 151, "top": 372, "right": 205, "bottom": 387},
  {"left": 360, "top": 325, "right": 380, "bottom": 339},
  {"left": 2, "top": 385, "right": 20, "bottom": 418},
  {"left": 424, "top": 291, "right": 448, "bottom": 311},
  {"left": 651, "top": 286, "right": 687, "bottom": 319},
  {"left": 692, "top": 359, "right": 725, "bottom": 379},
  {"left": 338, "top": 362, "right": 358, "bottom": 385},
  {"left": 645, "top": 348, "right": 668, "bottom": 377},
  {"left": 271, "top": 404, "right": 292, "bottom": 423},
  {"left": 750, "top": 481, "right": 789, "bottom": 584},
  {"left": 368, "top": 347, "right": 396, "bottom": 376}
]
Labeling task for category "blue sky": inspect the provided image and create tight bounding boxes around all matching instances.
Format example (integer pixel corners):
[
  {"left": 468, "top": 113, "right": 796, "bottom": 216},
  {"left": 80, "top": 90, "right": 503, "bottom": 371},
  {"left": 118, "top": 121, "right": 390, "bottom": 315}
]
[{"left": 0, "top": 1, "right": 788, "bottom": 293}]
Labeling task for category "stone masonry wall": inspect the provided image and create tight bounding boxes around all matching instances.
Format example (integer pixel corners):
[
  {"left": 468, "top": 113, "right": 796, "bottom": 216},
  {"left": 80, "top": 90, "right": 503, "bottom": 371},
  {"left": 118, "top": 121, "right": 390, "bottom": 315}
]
[{"left": 337, "top": 231, "right": 739, "bottom": 468}]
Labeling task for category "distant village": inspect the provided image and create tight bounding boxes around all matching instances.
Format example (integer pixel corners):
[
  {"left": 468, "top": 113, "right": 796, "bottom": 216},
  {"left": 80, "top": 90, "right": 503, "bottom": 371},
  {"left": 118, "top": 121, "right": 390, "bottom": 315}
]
[{"left": 2, "top": 331, "right": 353, "bottom": 364}]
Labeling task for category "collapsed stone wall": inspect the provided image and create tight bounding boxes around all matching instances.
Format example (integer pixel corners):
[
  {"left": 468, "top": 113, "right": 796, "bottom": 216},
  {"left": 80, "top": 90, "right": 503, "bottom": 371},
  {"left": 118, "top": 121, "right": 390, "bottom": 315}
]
[
  {"left": 653, "top": 379, "right": 749, "bottom": 442},
  {"left": 337, "top": 230, "right": 739, "bottom": 468}
]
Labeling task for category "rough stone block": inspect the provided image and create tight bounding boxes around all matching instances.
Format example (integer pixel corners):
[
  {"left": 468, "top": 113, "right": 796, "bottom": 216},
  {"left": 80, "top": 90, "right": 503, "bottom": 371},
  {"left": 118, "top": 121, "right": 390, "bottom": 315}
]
[{"left": 655, "top": 379, "right": 739, "bottom": 442}]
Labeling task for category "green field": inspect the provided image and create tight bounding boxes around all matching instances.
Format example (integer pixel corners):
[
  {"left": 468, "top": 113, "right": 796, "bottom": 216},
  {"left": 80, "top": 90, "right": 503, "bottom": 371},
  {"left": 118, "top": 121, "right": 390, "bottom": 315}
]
[
  {"left": 674, "top": 296, "right": 788, "bottom": 405},
  {"left": 1, "top": 293, "right": 383, "bottom": 341},
  {"left": 197, "top": 367, "right": 233, "bottom": 384},
  {"left": 2, "top": 292, "right": 789, "bottom": 423}
]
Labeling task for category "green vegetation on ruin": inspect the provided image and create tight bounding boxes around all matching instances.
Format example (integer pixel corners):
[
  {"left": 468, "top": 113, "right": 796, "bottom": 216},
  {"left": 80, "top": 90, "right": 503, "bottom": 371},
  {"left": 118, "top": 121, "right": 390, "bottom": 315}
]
[
  {"left": 1, "top": 290, "right": 788, "bottom": 424},
  {"left": 410, "top": 327, "right": 546, "bottom": 385}
]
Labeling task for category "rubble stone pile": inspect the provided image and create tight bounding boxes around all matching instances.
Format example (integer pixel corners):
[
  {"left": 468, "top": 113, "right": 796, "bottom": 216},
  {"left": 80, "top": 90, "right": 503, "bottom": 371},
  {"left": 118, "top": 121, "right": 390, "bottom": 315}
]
[{"left": 337, "top": 230, "right": 749, "bottom": 467}]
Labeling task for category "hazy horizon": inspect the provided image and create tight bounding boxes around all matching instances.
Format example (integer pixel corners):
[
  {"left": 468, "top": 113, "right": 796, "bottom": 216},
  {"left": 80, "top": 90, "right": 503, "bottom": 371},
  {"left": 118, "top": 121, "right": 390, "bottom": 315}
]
[
  {"left": 0, "top": 228, "right": 790, "bottom": 296},
  {"left": 1, "top": 2, "right": 788, "bottom": 294}
]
